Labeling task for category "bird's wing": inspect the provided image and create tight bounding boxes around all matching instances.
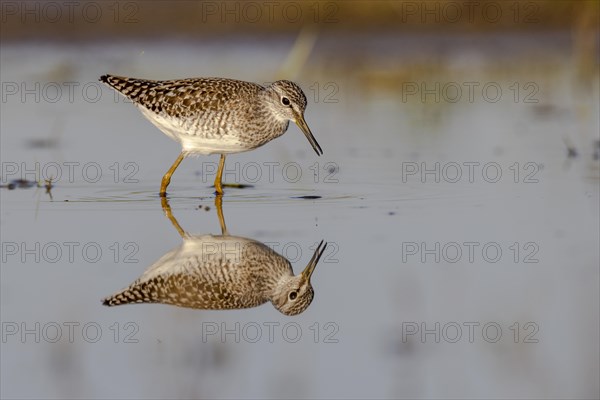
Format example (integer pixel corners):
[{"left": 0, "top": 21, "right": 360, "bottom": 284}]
[
  {"left": 100, "top": 75, "right": 262, "bottom": 118},
  {"left": 101, "top": 235, "right": 271, "bottom": 308}
]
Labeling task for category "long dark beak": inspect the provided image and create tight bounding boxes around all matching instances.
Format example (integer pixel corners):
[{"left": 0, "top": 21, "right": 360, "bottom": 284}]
[
  {"left": 301, "top": 240, "right": 327, "bottom": 280},
  {"left": 295, "top": 114, "right": 323, "bottom": 156}
]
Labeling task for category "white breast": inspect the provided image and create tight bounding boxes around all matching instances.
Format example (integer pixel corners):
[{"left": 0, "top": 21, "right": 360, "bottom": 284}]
[{"left": 138, "top": 107, "right": 247, "bottom": 155}]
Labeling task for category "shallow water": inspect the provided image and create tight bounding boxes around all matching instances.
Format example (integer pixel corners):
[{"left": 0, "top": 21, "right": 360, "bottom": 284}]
[{"left": 1, "top": 34, "right": 599, "bottom": 399}]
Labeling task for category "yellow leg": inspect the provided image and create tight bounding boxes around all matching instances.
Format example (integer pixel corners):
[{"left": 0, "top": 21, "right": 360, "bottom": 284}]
[
  {"left": 214, "top": 194, "right": 228, "bottom": 236},
  {"left": 160, "top": 152, "right": 185, "bottom": 197},
  {"left": 160, "top": 196, "right": 186, "bottom": 238},
  {"left": 214, "top": 154, "right": 225, "bottom": 195}
]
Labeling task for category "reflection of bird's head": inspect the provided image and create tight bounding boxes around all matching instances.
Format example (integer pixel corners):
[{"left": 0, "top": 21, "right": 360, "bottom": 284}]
[
  {"left": 272, "top": 275, "right": 315, "bottom": 316},
  {"left": 271, "top": 241, "right": 326, "bottom": 316}
]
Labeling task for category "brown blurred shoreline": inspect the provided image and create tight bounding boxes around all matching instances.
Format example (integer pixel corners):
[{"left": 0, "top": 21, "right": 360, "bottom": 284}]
[{"left": 1, "top": 0, "right": 598, "bottom": 41}]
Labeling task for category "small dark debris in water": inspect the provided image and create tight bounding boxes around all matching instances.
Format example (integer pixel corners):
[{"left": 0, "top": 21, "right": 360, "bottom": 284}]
[
  {"left": 1, "top": 179, "right": 38, "bottom": 189},
  {"left": 327, "top": 165, "right": 338, "bottom": 174},
  {"left": 563, "top": 137, "right": 578, "bottom": 159},
  {"left": 204, "top": 206, "right": 210, "bottom": 211},
  {"left": 44, "top": 178, "right": 54, "bottom": 200},
  {"left": 222, "top": 183, "right": 254, "bottom": 189},
  {"left": 532, "top": 104, "right": 558, "bottom": 117},
  {"left": 26, "top": 138, "right": 59, "bottom": 149},
  {"left": 388, "top": 211, "right": 396, "bottom": 216},
  {"left": 64, "top": 200, "right": 69, "bottom": 202},
  {"left": 293, "top": 195, "right": 321, "bottom": 200},
  {"left": 13, "top": 179, "right": 36, "bottom": 188}
]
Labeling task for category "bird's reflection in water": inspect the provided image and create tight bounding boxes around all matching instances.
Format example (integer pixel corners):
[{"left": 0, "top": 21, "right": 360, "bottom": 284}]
[{"left": 103, "top": 197, "right": 327, "bottom": 316}]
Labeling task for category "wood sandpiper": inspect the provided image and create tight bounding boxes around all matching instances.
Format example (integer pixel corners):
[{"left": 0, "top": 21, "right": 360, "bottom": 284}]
[{"left": 100, "top": 75, "right": 323, "bottom": 196}]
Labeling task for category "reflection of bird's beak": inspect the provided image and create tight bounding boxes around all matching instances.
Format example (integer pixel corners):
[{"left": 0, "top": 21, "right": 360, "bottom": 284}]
[
  {"left": 302, "top": 240, "right": 327, "bottom": 280},
  {"left": 295, "top": 113, "right": 323, "bottom": 156}
]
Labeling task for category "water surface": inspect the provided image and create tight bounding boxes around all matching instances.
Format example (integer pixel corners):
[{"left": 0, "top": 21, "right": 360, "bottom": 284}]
[{"left": 1, "top": 34, "right": 599, "bottom": 399}]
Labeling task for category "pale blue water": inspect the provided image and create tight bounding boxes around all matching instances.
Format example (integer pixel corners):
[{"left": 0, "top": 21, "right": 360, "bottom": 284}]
[{"left": 1, "top": 34, "right": 599, "bottom": 399}]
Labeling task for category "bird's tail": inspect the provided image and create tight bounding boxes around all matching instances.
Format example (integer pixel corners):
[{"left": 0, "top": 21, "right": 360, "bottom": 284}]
[
  {"left": 102, "top": 279, "right": 161, "bottom": 307},
  {"left": 99, "top": 74, "right": 159, "bottom": 102},
  {"left": 99, "top": 74, "right": 124, "bottom": 90},
  {"left": 102, "top": 288, "right": 143, "bottom": 306}
]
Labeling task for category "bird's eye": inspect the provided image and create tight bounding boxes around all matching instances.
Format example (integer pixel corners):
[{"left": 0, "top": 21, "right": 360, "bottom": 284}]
[
  {"left": 289, "top": 291, "right": 297, "bottom": 301},
  {"left": 281, "top": 97, "right": 291, "bottom": 106}
]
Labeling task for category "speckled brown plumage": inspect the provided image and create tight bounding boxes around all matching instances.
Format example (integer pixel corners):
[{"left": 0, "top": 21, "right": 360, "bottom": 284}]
[
  {"left": 100, "top": 75, "right": 318, "bottom": 154},
  {"left": 100, "top": 74, "right": 322, "bottom": 195},
  {"left": 102, "top": 236, "right": 327, "bottom": 316}
]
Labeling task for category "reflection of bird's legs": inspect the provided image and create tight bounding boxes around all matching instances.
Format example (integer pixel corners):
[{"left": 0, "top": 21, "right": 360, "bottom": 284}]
[
  {"left": 215, "top": 195, "right": 228, "bottom": 236},
  {"left": 161, "top": 193, "right": 228, "bottom": 237},
  {"left": 160, "top": 152, "right": 185, "bottom": 197},
  {"left": 214, "top": 154, "right": 225, "bottom": 195},
  {"left": 160, "top": 196, "right": 186, "bottom": 238}
]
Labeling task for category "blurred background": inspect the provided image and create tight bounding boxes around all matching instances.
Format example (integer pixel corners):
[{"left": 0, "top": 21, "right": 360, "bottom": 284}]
[{"left": 1, "top": 1, "right": 599, "bottom": 399}]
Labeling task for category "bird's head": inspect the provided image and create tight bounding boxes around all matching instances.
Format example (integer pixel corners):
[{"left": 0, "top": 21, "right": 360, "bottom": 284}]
[
  {"left": 264, "top": 80, "right": 322, "bottom": 156},
  {"left": 271, "top": 241, "right": 327, "bottom": 316}
]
